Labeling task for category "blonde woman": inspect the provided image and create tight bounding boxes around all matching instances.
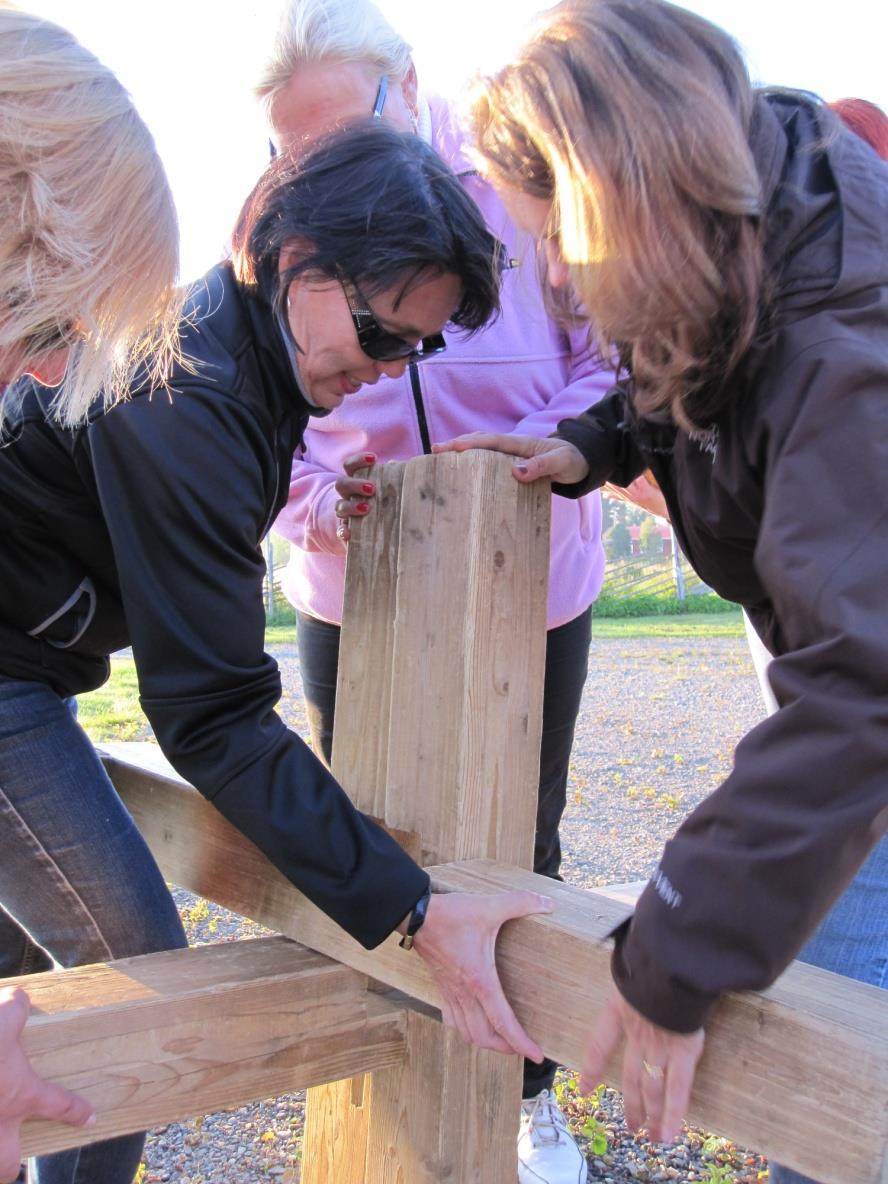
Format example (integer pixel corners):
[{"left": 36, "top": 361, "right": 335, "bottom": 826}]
[
  {"left": 438, "top": 0, "right": 888, "bottom": 1166},
  {"left": 0, "top": 5, "right": 180, "bottom": 425},
  {"left": 0, "top": 8, "right": 182, "bottom": 1182}
]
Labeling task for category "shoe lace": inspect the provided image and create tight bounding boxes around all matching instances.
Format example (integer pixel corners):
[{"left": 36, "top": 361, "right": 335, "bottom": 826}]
[{"left": 524, "top": 1090, "right": 567, "bottom": 1148}]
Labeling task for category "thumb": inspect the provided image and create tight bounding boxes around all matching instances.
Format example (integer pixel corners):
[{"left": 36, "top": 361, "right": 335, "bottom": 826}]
[
  {"left": 29, "top": 1079, "right": 95, "bottom": 1129},
  {"left": 488, "top": 890, "right": 554, "bottom": 927},
  {"left": 0, "top": 988, "right": 30, "bottom": 1040}
]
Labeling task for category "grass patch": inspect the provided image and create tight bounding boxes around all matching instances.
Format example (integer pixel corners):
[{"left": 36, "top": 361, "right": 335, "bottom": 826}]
[
  {"left": 591, "top": 610, "right": 744, "bottom": 638},
  {"left": 264, "top": 622, "right": 296, "bottom": 648},
  {"left": 76, "top": 656, "right": 150, "bottom": 743}
]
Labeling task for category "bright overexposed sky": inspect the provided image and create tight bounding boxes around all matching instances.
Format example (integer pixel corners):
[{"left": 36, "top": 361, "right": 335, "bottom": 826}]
[{"left": 26, "top": 1, "right": 888, "bottom": 282}]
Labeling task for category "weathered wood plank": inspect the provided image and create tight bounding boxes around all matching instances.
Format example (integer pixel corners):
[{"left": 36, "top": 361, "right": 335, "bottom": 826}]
[
  {"left": 17, "top": 937, "right": 406, "bottom": 1158},
  {"left": 305, "top": 451, "right": 550, "bottom": 1184},
  {"left": 364, "top": 1009, "right": 523, "bottom": 1184},
  {"left": 305, "top": 460, "right": 408, "bottom": 1184},
  {"left": 102, "top": 753, "right": 888, "bottom": 1184},
  {"left": 332, "top": 461, "right": 406, "bottom": 818},
  {"left": 382, "top": 452, "right": 550, "bottom": 868}
]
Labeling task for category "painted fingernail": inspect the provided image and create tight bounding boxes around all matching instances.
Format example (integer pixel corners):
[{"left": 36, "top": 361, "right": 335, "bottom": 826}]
[
  {"left": 515, "top": 463, "right": 529, "bottom": 474},
  {"left": 363, "top": 454, "right": 375, "bottom": 464},
  {"left": 361, "top": 483, "right": 375, "bottom": 494},
  {"left": 355, "top": 502, "right": 369, "bottom": 513}
]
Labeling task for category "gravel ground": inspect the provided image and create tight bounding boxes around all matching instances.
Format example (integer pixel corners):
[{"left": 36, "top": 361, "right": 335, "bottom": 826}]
[{"left": 139, "top": 632, "right": 772, "bottom": 1183}]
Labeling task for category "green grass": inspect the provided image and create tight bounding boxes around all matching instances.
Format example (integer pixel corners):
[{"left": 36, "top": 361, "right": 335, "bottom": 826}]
[
  {"left": 590, "top": 610, "right": 744, "bottom": 638},
  {"left": 264, "top": 622, "right": 296, "bottom": 648},
  {"left": 76, "top": 656, "right": 150, "bottom": 743}
]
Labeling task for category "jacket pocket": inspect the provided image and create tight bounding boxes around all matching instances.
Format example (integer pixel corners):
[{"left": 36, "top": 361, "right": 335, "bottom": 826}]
[{"left": 27, "top": 578, "right": 97, "bottom": 650}]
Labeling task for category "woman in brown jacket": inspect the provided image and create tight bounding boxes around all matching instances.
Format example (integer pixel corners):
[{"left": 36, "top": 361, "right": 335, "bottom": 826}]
[{"left": 436, "top": 0, "right": 888, "bottom": 1164}]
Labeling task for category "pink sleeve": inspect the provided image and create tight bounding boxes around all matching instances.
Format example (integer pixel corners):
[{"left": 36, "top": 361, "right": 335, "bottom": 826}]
[{"left": 271, "top": 450, "right": 346, "bottom": 556}]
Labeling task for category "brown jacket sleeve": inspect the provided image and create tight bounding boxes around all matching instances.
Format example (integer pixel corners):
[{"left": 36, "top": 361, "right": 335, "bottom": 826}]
[{"left": 611, "top": 336, "right": 888, "bottom": 1032}]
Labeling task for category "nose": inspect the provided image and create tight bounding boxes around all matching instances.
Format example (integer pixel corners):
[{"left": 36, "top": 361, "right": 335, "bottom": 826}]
[
  {"left": 544, "top": 240, "right": 571, "bottom": 290},
  {"left": 26, "top": 347, "right": 71, "bottom": 389},
  {"left": 375, "top": 357, "right": 410, "bottom": 380}
]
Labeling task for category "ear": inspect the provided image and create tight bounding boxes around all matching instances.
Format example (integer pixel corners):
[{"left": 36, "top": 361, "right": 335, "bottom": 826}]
[{"left": 399, "top": 61, "right": 419, "bottom": 119}]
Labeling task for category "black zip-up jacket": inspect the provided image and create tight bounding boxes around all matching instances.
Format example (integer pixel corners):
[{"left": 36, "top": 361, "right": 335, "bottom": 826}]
[
  {"left": 554, "top": 94, "right": 888, "bottom": 1031},
  {"left": 0, "top": 263, "right": 429, "bottom": 946}
]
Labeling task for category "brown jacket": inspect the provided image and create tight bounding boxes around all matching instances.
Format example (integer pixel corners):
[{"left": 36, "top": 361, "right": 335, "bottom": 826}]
[{"left": 555, "top": 93, "right": 888, "bottom": 1031}]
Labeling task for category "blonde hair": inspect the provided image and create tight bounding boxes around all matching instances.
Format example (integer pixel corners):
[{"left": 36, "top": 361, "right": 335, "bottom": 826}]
[
  {"left": 471, "top": 0, "right": 766, "bottom": 426},
  {"left": 0, "top": 7, "right": 181, "bottom": 424},
  {"left": 257, "top": 0, "right": 412, "bottom": 114}
]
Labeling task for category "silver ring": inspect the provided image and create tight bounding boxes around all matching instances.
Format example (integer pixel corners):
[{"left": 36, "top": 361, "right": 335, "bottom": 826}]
[{"left": 642, "top": 1059, "right": 665, "bottom": 1081}]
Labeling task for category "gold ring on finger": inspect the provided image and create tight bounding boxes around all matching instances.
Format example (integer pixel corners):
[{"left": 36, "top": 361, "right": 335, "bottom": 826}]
[{"left": 642, "top": 1059, "right": 665, "bottom": 1081}]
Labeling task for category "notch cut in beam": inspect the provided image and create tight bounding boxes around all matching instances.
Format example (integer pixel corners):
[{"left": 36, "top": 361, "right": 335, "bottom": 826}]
[
  {"left": 102, "top": 748, "right": 888, "bottom": 1184},
  {"left": 17, "top": 937, "right": 406, "bottom": 1158}
]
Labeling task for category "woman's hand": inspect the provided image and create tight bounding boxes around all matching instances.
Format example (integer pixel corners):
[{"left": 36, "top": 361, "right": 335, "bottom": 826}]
[
  {"left": 581, "top": 986, "right": 704, "bottom": 1143},
  {"left": 0, "top": 987, "right": 95, "bottom": 1183},
  {"left": 602, "top": 471, "right": 670, "bottom": 521},
  {"left": 432, "top": 433, "right": 590, "bottom": 486},
  {"left": 333, "top": 452, "right": 378, "bottom": 543},
  {"left": 412, "top": 890, "right": 554, "bottom": 1059}
]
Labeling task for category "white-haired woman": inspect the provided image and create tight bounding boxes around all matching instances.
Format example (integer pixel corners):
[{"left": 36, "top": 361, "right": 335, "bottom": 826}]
[{"left": 0, "top": 7, "right": 182, "bottom": 1182}]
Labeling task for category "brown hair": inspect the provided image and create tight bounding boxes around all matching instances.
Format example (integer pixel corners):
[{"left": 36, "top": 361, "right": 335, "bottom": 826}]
[
  {"left": 470, "top": 0, "right": 766, "bottom": 426},
  {"left": 0, "top": 8, "right": 182, "bottom": 424}
]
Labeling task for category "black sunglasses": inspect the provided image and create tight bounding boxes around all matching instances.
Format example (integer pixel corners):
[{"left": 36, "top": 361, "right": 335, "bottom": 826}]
[{"left": 340, "top": 279, "right": 447, "bottom": 365}]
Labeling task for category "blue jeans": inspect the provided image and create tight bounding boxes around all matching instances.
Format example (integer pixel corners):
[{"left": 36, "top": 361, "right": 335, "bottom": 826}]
[
  {"left": 769, "top": 835, "right": 888, "bottom": 1184},
  {"left": 0, "top": 677, "right": 187, "bottom": 1184}
]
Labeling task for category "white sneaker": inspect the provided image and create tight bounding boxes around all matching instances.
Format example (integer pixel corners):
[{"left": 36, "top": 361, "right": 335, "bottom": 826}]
[{"left": 517, "top": 1089, "right": 588, "bottom": 1184}]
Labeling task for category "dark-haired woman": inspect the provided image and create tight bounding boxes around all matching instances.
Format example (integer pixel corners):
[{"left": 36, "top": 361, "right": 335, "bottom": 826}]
[
  {"left": 0, "top": 122, "right": 550, "bottom": 1184},
  {"left": 436, "top": 0, "right": 888, "bottom": 1164}
]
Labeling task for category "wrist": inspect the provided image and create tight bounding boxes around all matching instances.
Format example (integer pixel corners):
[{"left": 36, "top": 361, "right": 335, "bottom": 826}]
[{"left": 398, "top": 885, "right": 432, "bottom": 950}]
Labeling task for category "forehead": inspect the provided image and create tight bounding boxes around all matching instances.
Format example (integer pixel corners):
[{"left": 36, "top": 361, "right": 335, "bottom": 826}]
[{"left": 271, "top": 60, "right": 380, "bottom": 152}]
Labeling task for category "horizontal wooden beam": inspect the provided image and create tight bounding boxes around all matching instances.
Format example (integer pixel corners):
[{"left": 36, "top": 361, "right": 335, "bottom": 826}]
[
  {"left": 17, "top": 937, "right": 405, "bottom": 1158},
  {"left": 102, "top": 746, "right": 888, "bottom": 1184}
]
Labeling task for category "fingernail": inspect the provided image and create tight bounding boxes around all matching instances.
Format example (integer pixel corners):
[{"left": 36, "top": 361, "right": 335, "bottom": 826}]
[
  {"left": 361, "top": 483, "right": 375, "bottom": 494},
  {"left": 515, "top": 463, "right": 529, "bottom": 474},
  {"left": 85, "top": 1113, "right": 97, "bottom": 1127},
  {"left": 363, "top": 454, "right": 375, "bottom": 464},
  {"left": 355, "top": 502, "right": 369, "bottom": 513}
]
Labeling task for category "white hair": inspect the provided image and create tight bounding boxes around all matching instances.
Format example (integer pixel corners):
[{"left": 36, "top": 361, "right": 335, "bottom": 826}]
[{"left": 257, "top": 0, "right": 413, "bottom": 114}]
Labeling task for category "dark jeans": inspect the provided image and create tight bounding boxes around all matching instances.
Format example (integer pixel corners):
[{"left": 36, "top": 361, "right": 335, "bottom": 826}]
[
  {"left": 0, "top": 677, "right": 188, "bottom": 1184},
  {"left": 296, "top": 605, "right": 594, "bottom": 1098}
]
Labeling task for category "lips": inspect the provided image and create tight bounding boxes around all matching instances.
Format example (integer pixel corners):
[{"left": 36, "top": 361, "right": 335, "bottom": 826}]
[{"left": 339, "top": 374, "right": 363, "bottom": 395}]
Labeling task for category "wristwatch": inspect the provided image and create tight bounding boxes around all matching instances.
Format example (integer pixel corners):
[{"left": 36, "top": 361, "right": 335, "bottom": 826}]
[{"left": 398, "top": 886, "right": 432, "bottom": 950}]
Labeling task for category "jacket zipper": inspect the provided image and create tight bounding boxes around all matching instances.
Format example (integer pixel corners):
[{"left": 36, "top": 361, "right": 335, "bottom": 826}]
[{"left": 409, "top": 363, "right": 433, "bottom": 455}]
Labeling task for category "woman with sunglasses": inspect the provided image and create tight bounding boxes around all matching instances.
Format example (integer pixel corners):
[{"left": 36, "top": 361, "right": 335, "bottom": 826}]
[
  {"left": 0, "top": 122, "right": 552, "bottom": 1184},
  {"left": 436, "top": 0, "right": 888, "bottom": 1165}
]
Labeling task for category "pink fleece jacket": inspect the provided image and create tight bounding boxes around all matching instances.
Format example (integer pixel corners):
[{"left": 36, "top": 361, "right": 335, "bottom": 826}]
[{"left": 273, "top": 97, "right": 612, "bottom": 629}]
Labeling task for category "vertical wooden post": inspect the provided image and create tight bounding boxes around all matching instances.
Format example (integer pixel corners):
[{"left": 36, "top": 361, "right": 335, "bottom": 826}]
[{"left": 303, "top": 450, "right": 550, "bottom": 1183}]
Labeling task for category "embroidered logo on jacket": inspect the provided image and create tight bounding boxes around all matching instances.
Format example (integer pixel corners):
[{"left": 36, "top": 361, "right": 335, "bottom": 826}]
[
  {"left": 651, "top": 867, "right": 683, "bottom": 910},
  {"left": 688, "top": 423, "right": 719, "bottom": 462}
]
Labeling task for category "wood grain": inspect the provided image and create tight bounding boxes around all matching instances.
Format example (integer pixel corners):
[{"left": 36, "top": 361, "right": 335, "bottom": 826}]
[
  {"left": 100, "top": 755, "right": 887, "bottom": 1184},
  {"left": 16, "top": 938, "right": 405, "bottom": 1158}
]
